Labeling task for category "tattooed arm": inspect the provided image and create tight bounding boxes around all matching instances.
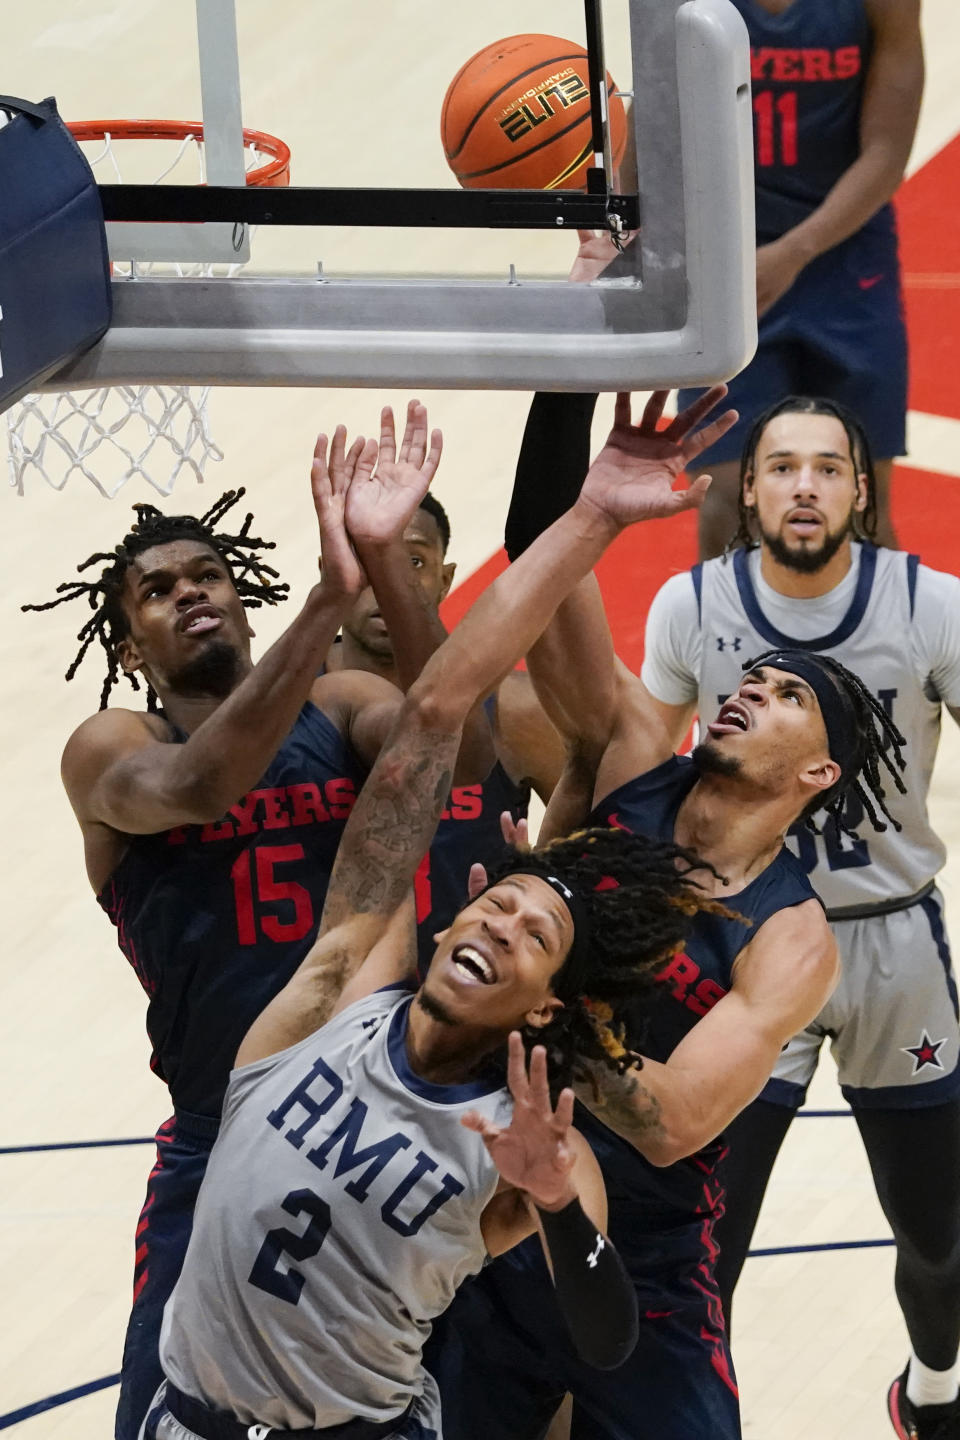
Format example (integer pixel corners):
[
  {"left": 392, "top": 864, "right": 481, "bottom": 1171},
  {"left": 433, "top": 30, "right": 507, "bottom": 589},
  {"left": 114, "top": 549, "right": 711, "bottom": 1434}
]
[
  {"left": 574, "top": 901, "right": 838, "bottom": 1165},
  {"left": 239, "top": 392, "right": 731, "bottom": 1066},
  {"left": 235, "top": 702, "right": 459, "bottom": 1066}
]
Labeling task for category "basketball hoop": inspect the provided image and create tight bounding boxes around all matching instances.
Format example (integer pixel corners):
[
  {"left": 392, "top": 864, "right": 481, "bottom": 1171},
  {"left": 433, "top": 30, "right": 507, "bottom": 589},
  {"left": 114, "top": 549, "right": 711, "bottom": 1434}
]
[{"left": 5, "top": 120, "right": 290, "bottom": 499}]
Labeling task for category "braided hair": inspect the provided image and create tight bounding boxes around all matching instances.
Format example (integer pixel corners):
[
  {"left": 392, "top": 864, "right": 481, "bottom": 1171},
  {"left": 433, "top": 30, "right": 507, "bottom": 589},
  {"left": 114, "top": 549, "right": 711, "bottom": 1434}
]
[
  {"left": 478, "top": 826, "right": 737, "bottom": 1099},
  {"left": 727, "top": 395, "right": 878, "bottom": 555},
  {"left": 745, "top": 648, "right": 907, "bottom": 839},
  {"left": 21, "top": 489, "right": 289, "bottom": 711}
]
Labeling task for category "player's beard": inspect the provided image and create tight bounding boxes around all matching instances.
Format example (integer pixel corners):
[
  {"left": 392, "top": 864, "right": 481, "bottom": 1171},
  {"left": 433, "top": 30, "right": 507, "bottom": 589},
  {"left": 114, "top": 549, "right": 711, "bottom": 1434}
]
[
  {"left": 344, "top": 608, "right": 395, "bottom": 664},
  {"left": 416, "top": 988, "right": 458, "bottom": 1026},
  {"left": 691, "top": 741, "right": 743, "bottom": 779},
  {"left": 760, "top": 510, "right": 854, "bottom": 574},
  {"left": 167, "top": 639, "right": 245, "bottom": 699}
]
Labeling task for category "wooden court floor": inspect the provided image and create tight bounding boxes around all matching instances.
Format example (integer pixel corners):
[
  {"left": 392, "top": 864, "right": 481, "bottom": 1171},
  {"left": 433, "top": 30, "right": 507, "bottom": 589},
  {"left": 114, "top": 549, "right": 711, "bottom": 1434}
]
[{"left": 2, "top": 3, "right": 960, "bottom": 1436}]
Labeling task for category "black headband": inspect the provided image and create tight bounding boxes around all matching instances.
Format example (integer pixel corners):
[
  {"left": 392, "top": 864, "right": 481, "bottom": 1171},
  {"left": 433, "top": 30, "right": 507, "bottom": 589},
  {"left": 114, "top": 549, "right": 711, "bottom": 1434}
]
[
  {"left": 745, "top": 651, "right": 860, "bottom": 779},
  {"left": 485, "top": 869, "right": 593, "bottom": 1003}
]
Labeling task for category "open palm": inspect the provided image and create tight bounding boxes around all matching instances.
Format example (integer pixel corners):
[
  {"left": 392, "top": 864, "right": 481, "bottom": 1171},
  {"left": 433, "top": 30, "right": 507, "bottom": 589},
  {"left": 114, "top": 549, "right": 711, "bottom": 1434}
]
[
  {"left": 579, "top": 387, "right": 738, "bottom": 529},
  {"left": 463, "top": 1032, "right": 576, "bottom": 1210},
  {"left": 345, "top": 400, "right": 443, "bottom": 547},
  {"left": 311, "top": 425, "right": 377, "bottom": 597}
]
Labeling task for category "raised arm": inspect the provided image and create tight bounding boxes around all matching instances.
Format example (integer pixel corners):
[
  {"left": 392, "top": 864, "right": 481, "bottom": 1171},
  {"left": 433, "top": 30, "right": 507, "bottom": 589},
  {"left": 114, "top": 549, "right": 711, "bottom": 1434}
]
[
  {"left": 62, "top": 428, "right": 374, "bottom": 846},
  {"left": 524, "top": 390, "right": 737, "bottom": 803},
  {"left": 472, "top": 1035, "right": 639, "bottom": 1371},
  {"left": 574, "top": 900, "right": 839, "bottom": 1166},
  {"left": 239, "top": 399, "right": 720, "bottom": 1060},
  {"left": 344, "top": 399, "right": 496, "bottom": 784}
]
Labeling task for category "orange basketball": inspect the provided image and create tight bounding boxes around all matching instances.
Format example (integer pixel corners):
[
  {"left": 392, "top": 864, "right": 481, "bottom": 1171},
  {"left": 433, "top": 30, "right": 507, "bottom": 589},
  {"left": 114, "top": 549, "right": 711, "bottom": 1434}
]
[{"left": 442, "top": 33, "right": 627, "bottom": 191}]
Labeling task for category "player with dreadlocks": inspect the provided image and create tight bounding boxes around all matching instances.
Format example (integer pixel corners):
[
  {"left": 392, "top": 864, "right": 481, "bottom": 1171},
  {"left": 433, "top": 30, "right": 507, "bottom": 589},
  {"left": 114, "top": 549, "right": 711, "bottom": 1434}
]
[
  {"left": 143, "top": 383, "right": 736, "bottom": 1440},
  {"left": 423, "top": 386, "right": 901, "bottom": 1440},
  {"left": 24, "top": 487, "right": 291, "bottom": 711},
  {"left": 22, "top": 408, "right": 487, "bottom": 1440},
  {"left": 637, "top": 394, "right": 960, "bottom": 1440}
]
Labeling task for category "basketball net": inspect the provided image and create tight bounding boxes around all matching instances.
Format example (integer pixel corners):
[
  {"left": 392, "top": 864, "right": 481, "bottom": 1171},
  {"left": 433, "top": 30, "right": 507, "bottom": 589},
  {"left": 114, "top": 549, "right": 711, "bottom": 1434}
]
[{"left": 5, "top": 122, "right": 289, "bottom": 499}]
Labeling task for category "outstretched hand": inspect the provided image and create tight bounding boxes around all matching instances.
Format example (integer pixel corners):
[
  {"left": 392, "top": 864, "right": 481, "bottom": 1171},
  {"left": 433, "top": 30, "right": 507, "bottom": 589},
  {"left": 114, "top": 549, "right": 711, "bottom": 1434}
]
[
  {"left": 345, "top": 400, "right": 443, "bottom": 548},
  {"left": 311, "top": 426, "right": 378, "bottom": 598},
  {"left": 463, "top": 1032, "right": 577, "bottom": 1211},
  {"left": 577, "top": 388, "right": 738, "bottom": 531}
]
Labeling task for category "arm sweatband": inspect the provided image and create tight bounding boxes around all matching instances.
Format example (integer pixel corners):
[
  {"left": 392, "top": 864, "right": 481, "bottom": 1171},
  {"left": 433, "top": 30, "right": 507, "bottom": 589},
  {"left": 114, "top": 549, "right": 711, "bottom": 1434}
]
[
  {"left": 537, "top": 1196, "right": 639, "bottom": 1370},
  {"left": 504, "top": 392, "right": 599, "bottom": 560}
]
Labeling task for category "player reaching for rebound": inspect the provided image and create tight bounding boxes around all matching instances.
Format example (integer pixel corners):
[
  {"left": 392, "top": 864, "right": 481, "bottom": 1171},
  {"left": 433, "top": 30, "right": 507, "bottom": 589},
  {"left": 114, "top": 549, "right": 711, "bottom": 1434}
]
[
  {"left": 142, "top": 389, "right": 733, "bottom": 1440},
  {"left": 322, "top": 400, "right": 566, "bottom": 971},
  {"left": 641, "top": 395, "right": 960, "bottom": 1440},
  {"left": 427, "top": 388, "right": 905, "bottom": 1440},
  {"left": 23, "top": 408, "right": 480, "bottom": 1440}
]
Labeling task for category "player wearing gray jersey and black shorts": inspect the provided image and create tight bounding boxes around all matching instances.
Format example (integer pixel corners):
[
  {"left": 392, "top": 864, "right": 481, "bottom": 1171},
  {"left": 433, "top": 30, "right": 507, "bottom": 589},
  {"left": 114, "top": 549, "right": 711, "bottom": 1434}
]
[
  {"left": 143, "top": 389, "right": 737, "bottom": 1440},
  {"left": 642, "top": 396, "right": 960, "bottom": 1440}
]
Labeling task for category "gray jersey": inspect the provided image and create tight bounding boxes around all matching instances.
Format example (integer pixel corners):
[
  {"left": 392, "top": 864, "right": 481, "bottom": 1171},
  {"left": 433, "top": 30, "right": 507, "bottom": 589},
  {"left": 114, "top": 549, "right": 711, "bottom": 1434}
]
[
  {"left": 159, "top": 985, "right": 513, "bottom": 1431},
  {"left": 641, "top": 544, "right": 960, "bottom": 915}
]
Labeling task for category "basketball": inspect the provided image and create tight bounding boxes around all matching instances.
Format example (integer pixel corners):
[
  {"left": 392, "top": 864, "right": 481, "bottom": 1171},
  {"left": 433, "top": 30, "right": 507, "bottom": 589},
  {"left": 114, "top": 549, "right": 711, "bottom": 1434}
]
[{"left": 441, "top": 33, "right": 627, "bottom": 191}]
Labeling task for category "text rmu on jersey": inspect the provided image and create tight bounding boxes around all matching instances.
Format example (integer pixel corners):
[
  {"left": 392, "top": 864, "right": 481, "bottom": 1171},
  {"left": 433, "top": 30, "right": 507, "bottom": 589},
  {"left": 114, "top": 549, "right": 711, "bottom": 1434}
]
[
  {"left": 267, "top": 1051, "right": 465, "bottom": 1237},
  {"left": 750, "top": 46, "right": 861, "bottom": 82},
  {"left": 165, "top": 780, "right": 357, "bottom": 845}
]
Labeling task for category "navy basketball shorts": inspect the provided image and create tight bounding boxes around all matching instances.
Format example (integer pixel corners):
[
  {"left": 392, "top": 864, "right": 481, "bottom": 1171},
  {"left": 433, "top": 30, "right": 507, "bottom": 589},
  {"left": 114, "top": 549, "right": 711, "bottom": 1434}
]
[
  {"left": 762, "top": 889, "right": 960, "bottom": 1111},
  {"left": 678, "top": 219, "right": 908, "bottom": 465},
  {"left": 116, "top": 1112, "right": 219, "bottom": 1440},
  {"left": 426, "top": 1214, "right": 740, "bottom": 1440}
]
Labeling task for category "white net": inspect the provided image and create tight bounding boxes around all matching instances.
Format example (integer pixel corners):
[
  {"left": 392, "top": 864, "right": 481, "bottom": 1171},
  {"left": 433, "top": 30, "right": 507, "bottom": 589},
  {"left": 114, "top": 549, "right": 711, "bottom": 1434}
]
[
  {"left": 5, "top": 128, "right": 278, "bottom": 499},
  {"left": 7, "top": 387, "right": 223, "bottom": 499}
]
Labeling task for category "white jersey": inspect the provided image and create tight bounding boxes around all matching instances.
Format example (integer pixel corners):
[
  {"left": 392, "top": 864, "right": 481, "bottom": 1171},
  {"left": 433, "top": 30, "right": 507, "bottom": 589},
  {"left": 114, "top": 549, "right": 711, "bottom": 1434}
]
[
  {"left": 160, "top": 985, "right": 513, "bottom": 1431},
  {"left": 641, "top": 544, "right": 960, "bottom": 915}
]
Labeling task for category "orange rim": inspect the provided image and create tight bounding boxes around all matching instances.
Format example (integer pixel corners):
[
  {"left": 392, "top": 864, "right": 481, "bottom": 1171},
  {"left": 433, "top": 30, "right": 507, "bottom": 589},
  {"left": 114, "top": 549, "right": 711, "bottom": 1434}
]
[{"left": 67, "top": 119, "right": 291, "bottom": 188}]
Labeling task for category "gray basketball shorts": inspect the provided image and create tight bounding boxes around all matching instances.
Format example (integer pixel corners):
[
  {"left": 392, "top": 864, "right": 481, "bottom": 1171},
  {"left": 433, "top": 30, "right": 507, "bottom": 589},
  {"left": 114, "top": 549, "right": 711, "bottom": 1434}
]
[
  {"left": 140, "top": 1375, "right": 443, "bottom": 1440},
  {"left": 761, "top": 888, "right": 960, "bottom": 1110}
]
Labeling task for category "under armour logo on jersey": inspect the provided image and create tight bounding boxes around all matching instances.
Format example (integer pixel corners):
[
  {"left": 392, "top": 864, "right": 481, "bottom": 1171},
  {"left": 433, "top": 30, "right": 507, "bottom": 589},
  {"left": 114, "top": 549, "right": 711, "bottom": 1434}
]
[
  {"left": 586, "top": 1233, "right": 605, "bottom": 1268},
  {"left": 716, "top": 636, "right": 742, "bottom": 653}
]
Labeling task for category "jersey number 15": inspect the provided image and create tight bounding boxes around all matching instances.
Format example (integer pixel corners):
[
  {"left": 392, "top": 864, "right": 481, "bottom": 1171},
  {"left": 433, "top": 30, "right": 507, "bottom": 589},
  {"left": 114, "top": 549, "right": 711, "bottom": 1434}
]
[{"left": 230, "top": 845, "right": 315, "bottom": 946}]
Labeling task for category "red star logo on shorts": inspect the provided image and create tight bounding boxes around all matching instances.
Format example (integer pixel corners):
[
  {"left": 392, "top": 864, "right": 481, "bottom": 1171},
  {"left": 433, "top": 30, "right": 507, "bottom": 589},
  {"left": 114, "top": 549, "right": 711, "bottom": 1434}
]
[{"left": 901, "top": 1031, "right": 948, "bottom": 1075}]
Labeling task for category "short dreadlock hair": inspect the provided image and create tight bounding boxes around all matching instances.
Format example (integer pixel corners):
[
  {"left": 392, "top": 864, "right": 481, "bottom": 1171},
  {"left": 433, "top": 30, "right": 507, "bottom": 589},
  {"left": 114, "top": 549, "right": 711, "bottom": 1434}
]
[
  {"left": 744, "top": 648, "right": 907, "bottom": 839},
  {"left": 727, "top": 395, "right": 878, "bottom": 555},
  {"left": 475, "top": 826, "right": 736, "bottom": 1100},
  {"left": 22, "top": 489, "right": 289, "bottom": 711}
]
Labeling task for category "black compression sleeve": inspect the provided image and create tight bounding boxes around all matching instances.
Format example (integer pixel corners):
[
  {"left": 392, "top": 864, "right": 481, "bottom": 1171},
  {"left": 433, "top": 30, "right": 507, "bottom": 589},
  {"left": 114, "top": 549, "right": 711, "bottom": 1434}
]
[
  {"left": 536, "top": 1196, "right": 639, "bottom": 1370},
  {"left": 504, "top": 392, "right": 599, "bottom": 560}
]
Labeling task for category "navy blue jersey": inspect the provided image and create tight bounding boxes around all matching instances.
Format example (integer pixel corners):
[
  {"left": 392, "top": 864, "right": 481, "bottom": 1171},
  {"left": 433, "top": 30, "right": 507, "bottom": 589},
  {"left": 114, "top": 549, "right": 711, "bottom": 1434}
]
[
  {"left": 731, "top": 0, "right": 892, "bottom": 244},
  {"left": 583, "top": 755, "right": 817, "bottom": 1225},
  {"left": 416, "top": 762, "right": 530, "bottom": 976},
  {"left": 99, "top": 701, "right": 367, "bottom": 1118}
]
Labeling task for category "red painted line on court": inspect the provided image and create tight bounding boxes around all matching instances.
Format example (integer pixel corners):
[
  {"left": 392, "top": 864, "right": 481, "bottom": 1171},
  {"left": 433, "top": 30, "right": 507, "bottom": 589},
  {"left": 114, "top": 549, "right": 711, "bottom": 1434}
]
[{"left": 897, "top": 132, "right": 960, "bottom": 421}]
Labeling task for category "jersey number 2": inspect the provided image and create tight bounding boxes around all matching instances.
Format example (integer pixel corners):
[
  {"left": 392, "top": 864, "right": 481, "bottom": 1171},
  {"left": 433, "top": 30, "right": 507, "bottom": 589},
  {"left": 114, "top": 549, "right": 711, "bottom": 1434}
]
[
  {"left": 230, "top": 845, "right": 314, "bottom": 945},
  {"left": 248, "top": 1187, "right": 332, "bottom": 1305}
]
